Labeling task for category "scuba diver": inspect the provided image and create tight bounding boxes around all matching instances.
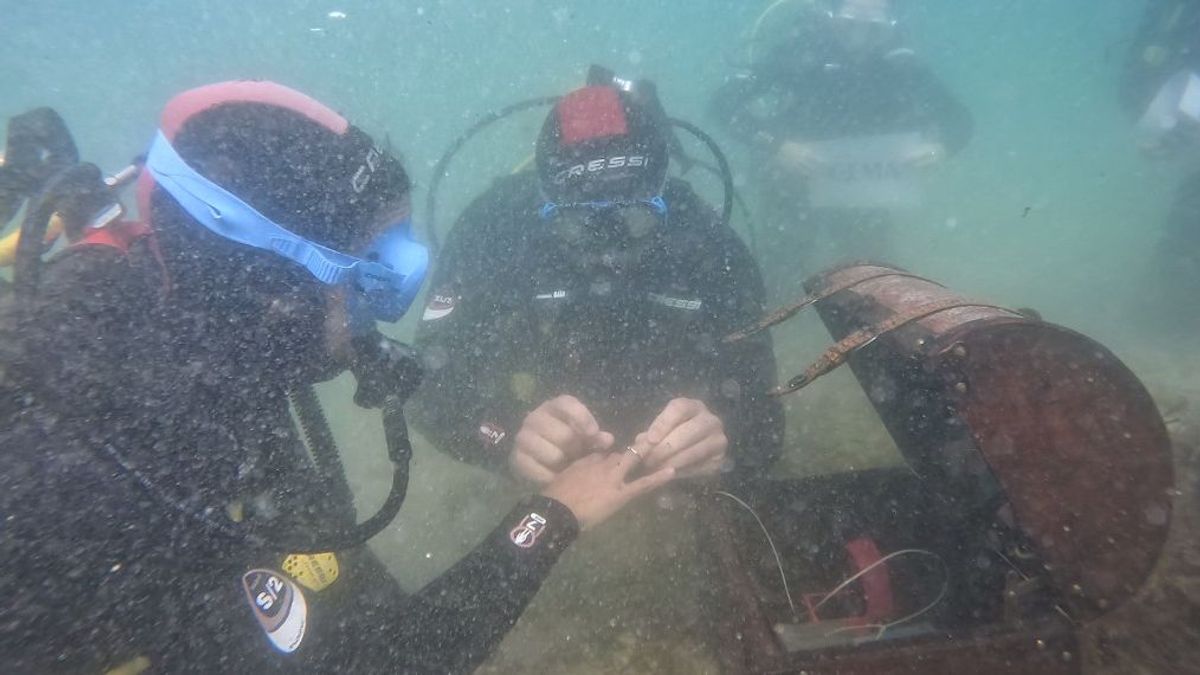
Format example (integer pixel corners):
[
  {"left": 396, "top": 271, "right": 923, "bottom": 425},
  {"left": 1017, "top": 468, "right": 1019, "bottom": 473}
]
[
  {"left": 1120, "top": 0, "right": 1200, "bottom": 331},
  {"left": 0, "top": 107, "right": 89, "bottom": 273},
  {"left": 411, "top": 80, "right": 785, "bottom": 487},
  {"left": 709, "top": 0, "right": 973, "bottom": 288},
  {"left": 0, "top": 82, "right": 675, "bottom": 673}
]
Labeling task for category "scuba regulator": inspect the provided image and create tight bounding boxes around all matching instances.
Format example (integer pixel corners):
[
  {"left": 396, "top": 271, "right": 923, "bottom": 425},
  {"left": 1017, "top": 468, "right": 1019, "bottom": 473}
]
[{"left": 281, "top": 334, "right": 425, "bottom": 554}]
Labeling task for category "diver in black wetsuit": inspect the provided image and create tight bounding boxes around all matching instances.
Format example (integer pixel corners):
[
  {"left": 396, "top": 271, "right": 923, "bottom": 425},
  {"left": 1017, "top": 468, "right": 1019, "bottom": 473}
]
[
  {"left": 0, "top": 82, "right": 674, "bottom": 673},
  {"left": 411, "top": 84, "right": 784, "bottom": 487},
  {"left": 1121, "top": 0, "right": 1200, "bottom": 330},
  {"left": 709, "top": 0, "right": 972, "bottom": 288}
]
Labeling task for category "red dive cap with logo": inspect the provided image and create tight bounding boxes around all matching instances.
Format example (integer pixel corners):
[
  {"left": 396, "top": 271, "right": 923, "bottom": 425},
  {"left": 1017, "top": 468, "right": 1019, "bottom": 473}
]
[
  {"left": 138, "top": 80, "right": 409, "bottom": 253},
  {"left": 535, "top": 85, "right": 669, "bottom": 203}
]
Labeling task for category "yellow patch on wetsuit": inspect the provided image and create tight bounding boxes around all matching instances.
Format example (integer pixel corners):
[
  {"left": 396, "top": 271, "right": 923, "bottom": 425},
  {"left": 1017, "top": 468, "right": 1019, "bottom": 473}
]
[
  {"left": 226, "top": 500, "right": 245, "bottom": 523},
  {"left": 0, "top": 213, "right": 64, "bottom": 267},
  {"left": 281, "top": 552, "right": 340, "bottom": 592}
]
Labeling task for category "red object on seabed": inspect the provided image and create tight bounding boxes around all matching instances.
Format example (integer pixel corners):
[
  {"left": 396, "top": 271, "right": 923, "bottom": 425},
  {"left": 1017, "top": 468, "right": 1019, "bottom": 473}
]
[{"left": 704, "top": 262, "right": 1175, "bottom": 675}]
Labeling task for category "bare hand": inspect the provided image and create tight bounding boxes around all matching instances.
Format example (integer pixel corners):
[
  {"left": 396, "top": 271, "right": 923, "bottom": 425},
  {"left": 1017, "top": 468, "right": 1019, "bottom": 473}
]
[
  {"left": 634, "top": 398, "right": 728, "bottom": 479},
  {"left": 510, "top": 395, "right": 614, "bottom": 485},
  {"left": 774, "top": 140, "right": 826, "bottom": 176},
  {"left": 541, "top": 450, "right": 676, "bottom": 530}
]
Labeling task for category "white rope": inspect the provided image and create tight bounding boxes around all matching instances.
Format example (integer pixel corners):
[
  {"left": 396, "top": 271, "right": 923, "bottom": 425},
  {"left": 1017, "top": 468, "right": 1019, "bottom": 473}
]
[
  {"left": 715, "top": 490, "right": 798, "bottom": 618},
  {"left": 814, "top": 548, "right": 949, "bottom": 640}
]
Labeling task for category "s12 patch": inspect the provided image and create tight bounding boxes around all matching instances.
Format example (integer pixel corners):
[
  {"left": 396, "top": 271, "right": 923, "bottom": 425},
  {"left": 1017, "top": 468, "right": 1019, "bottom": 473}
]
[
  {"left": 509, "top": 512, "right": 547, "bottom": 549},
  {"left": 242, "top": 569, "right": 308, "bottom": 654}
]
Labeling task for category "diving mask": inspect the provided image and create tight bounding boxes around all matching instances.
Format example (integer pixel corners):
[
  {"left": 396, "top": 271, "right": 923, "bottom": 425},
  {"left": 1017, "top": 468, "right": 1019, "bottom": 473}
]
[
  {"left": 145, "top": 131, "right": 428, "bottom": 323},
  {"left": 539, "top": 195, "right": 668, "bottom": 243}
]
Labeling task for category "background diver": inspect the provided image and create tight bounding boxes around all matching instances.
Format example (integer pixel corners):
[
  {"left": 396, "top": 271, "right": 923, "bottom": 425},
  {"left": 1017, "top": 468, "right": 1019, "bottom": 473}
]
[
  {"left": 1121, "top": 0, "right": 1200, "bottom": 332},
  {"left": 709, "top": 0, "right": 973, "bottom": 289}
]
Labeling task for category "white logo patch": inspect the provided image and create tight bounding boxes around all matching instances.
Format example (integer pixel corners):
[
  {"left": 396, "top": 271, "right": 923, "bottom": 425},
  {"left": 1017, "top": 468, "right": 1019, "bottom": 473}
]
[
  {"left": 552, "top": 155, "right": 648, "bottom": 185},
  {"left": 242, "top": 569, "right": 308, "bottom": 654},
  {"left": 422, "top": 290, "right": 458, "bottom": 321},
  {"left": 510, "top": 513, "right": 548, "bottom": 549},
  {"left": 478, "top": 422, "right": 507, "bottom": 447},
  {"left": 351, "top": 146, "right": 385, "bottom": 194},
  {"left": 648, "top": 292, "right": 702, "bottom": 311}
]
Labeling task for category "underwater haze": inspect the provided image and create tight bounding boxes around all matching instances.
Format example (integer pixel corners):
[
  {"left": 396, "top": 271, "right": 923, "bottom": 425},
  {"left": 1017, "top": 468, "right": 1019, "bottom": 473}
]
[{"left": 3, "top": 0, "right": 1198, "bottom": 673}]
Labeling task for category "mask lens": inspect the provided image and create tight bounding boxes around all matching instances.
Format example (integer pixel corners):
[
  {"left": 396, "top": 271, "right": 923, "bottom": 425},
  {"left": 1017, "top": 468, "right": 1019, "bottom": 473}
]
[
  {"left": 617, "top": 203, "right": 662, "bottom": 239},
  {"left": 543, "top": 198, "right": 666, "bottom": 243},
  {"left": 351, "top": 217, "right": 429, "bottom": 324}
]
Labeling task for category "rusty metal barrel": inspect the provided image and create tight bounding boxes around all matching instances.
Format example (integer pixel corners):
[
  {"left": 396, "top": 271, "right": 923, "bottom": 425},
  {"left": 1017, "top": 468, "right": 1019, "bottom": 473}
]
[{"left": 798, "top": 263, "right": 1173, "bottom": 618}]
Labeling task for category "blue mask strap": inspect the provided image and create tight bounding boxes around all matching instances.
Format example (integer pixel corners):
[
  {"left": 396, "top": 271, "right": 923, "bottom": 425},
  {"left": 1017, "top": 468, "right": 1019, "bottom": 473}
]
[{"left": 145, "top": 131, "right": 364, "bottom": 285}]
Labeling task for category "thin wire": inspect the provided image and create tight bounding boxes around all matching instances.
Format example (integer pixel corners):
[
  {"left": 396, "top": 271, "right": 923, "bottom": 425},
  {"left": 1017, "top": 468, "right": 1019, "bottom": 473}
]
[
  {"left": 875, "top": 569, "right": 948, "bottom": 638},
  {"left": 810, "top": 548, "right": 941, "bottom": 615},
  {"left": 822, "top": 551, "right": 949, "bottom": 640},
  {"left": 715, "top": 491, "right": 797, "bottom": 618}
]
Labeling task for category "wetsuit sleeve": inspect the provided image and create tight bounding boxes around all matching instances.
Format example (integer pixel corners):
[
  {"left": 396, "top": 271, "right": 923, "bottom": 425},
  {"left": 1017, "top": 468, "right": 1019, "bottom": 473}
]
[
  {"left": 703, "top": 227, "right": 786, "bottom": 476},
  {"left": 908, "top": 65, "right": 974, "bottom": 155},
  {"left": 410, "top": 181, "right": 532, "bottom": 472},
  {"left": 337, "top": 495, "right": 578, "bottom": 674}
]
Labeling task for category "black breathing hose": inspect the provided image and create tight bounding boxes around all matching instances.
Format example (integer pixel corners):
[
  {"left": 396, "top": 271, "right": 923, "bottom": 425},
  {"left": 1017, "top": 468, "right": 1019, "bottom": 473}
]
[
  {"left": 690, "top": 158, "right": 760, "bottom": 257},
  {"left": 95, "top": 392, "right": 413, "bottom": 555},
  {"left": 12, "top": 165, "right": 96, "bottom": 299},
  {"left": 424, "top": 96, "right": 560, "bottom": 253},
  {"left": 279, "top": 394, "right": 413, "bottom": 554},
  {"left": 423, "top": 96, "right": 742, "bottom": 256},
  {"left": 667, "top": 118, "right": 735, "bottom": 231}
]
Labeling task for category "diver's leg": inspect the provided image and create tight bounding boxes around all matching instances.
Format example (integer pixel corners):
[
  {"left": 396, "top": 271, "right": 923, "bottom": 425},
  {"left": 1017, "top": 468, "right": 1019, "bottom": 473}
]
[
  {"left": 755, "top": 169, "right": 819, "bottom": 300},
  {"left": 1149, "top": 170, "right": 1200, "bottom": 331},
  {"left": 830, "top": 208, "right": 894, "bottom": 267}
]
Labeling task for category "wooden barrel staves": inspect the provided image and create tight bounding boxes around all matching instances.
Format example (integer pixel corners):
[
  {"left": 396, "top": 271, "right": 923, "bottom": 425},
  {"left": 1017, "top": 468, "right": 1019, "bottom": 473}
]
[
  {"left": 708, "top": 262, "right": 1174, "bottom": 673},
  {"left": 788, "top": 262, "right": 1173, "bottom": 619}
]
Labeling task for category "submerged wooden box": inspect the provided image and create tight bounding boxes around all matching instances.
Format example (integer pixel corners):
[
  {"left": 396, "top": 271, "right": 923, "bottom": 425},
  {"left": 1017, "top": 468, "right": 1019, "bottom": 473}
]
[{"left": 706, "top": 263, "right": 1174, "bottom": 674}]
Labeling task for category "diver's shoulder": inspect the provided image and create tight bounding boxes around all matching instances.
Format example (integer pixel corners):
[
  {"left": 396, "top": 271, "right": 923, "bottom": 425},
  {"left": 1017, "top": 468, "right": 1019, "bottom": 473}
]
[
  {"left": 662, "top": 178, "right": 753, "bottom": 256},
  {"left": 456, "top": 171, "right": 540, "bottom": 233},
  {"left": 481, "top": 170, "right": 542, "bottom": 207},
  {"left": 664, "top": 177, "right": 715, "bottom": 214},
  {"left": 39, "top": 244, "right": 143, "bottom": 299},
  {"left": 443, "top": 171, "right": 541, "bottom": 265}
]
